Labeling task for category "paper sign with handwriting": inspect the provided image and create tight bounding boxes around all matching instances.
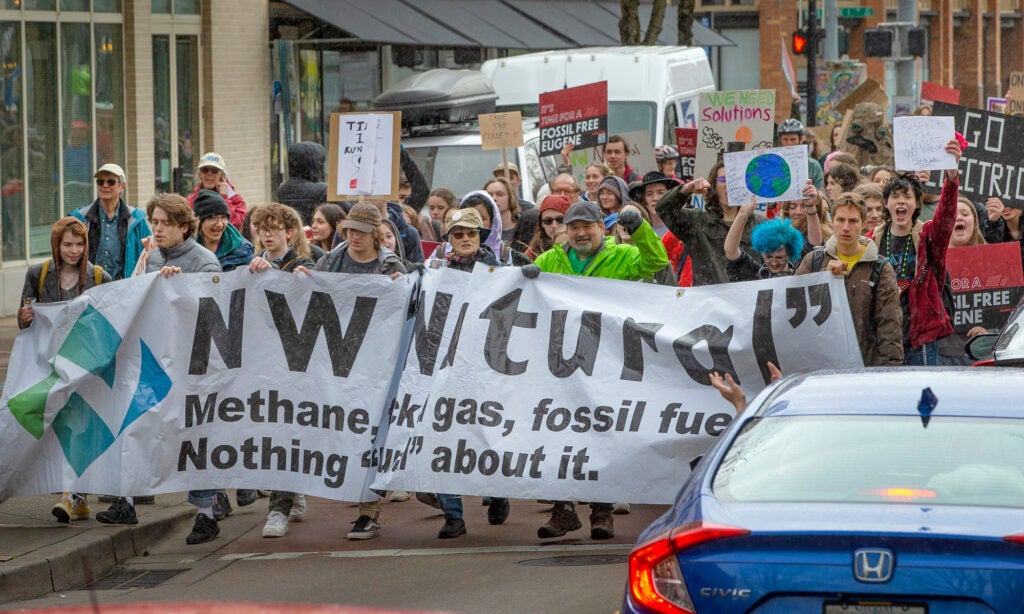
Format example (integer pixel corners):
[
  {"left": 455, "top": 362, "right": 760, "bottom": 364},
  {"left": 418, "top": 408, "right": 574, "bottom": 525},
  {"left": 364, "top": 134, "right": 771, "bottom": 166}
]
[
  {"left": 893, "top": 116, "right": 956, "bottom": 171},
  {"left": 723, "top": 145, "right": 808, "bottom": 207},
  {"left": 479, "top": 112, "right": 524, "bottom": 151}
]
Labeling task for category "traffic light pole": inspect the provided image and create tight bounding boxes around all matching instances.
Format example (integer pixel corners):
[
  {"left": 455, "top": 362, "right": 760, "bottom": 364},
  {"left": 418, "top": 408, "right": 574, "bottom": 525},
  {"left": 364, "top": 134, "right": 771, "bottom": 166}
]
[
  {"left": 895, "top": 0, "right": 918, "bottom": 102},
  {"left": 807, "top": 0, "right": 818, "bottom": 126}
]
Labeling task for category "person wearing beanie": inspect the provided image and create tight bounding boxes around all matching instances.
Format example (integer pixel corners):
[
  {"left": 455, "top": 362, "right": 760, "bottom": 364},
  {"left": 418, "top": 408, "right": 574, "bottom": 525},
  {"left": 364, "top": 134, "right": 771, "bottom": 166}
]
[
  {"left": 596, "top": 175, "right": 632, "bottom": 217},
  {"left": 188, "top": 152, "right": 247, "bottom": 229},
  {"left": 193, "top": 189, "right": 254, "bottom": 272},
  {"left": 527, "top": 193, "right": 571, "bottom": 260}
]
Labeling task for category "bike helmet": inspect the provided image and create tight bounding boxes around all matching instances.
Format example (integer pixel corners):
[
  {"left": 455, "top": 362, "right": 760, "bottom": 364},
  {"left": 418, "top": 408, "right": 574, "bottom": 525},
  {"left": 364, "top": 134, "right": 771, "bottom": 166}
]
[
  {"left": 778, "top": 118, "right": 805, "bottom": 135},
  {"left": 654, "top": 145, "right": 679, "bottom": 161}
]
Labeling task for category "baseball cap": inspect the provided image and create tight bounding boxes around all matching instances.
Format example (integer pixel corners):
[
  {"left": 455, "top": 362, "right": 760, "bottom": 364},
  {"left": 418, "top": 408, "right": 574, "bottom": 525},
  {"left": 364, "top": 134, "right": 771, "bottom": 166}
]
[
  {"left": 563, "top": 201, "right": 604, "bottom": 225},
  {"left": 341, "top": 203, "right": 382, "bottom": 233},
  {"left": 94, "top": 163, "right": 126, "bottom": 183},
  {"left": 493, "top": 162, "right": 520, "bottom": 177},
  {"left": 197, "top": 152, "right": 226, "bottom": 172}
]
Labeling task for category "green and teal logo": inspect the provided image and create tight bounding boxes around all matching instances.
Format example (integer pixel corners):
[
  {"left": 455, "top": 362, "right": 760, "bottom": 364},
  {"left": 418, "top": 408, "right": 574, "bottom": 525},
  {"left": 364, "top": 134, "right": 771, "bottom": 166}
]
[{"left": 7, "top": 305, "right": 172, "bottom": 476}]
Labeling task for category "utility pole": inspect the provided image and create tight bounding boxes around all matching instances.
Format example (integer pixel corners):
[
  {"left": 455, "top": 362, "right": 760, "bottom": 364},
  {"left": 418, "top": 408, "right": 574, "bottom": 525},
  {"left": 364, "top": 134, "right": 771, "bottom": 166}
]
[
  {"left": 895, "top": 0, "right": 918, "bottom": 102},
  {"left": 807, "top": 0, "right": 818, "bottom": 126},
  {"left": 824, "top": 0, "right": 839, "bottom": 61}
]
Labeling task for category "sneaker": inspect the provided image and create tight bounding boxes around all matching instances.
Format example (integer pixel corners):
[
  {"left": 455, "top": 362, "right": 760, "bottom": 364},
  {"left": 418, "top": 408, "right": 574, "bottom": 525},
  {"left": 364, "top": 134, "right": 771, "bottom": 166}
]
[
  {"left": 52, "top": 492, "right": 90, "bottom": 523},
  {"left": 590, "top": 507, "right": 615, "bottom": 540},
  {"left": 487, "top": 497, "right": 510, "bottom": 525},
  {"left": 262, "top": 511, "right": 288, "bottom": 538},
  {"left": 289, "top": 494, "right": 306, "bottom": 521},
  {"left": 438, "top": 515, "right": 466, "bottom": 539},
  {"left": 236, "top": 489, "right": 259, "bottom": 507},
  {"left": 537, "top": 503, "right": 582, "bottom": 538},
  {"left": 186, "top": 513, "right": 220, "bottom": 545},
  {"left": 95, "top": 497, "right": 138, "bottom": 525},
  {"left": 612, "top": 502, "right": 631, "bottom": 515},
  {"left": 388, "top": 490, "right": 410, "bottom": 502},
  {"left": 213, "top": 491, "right": 232, "bottom": 521},
  {"left": 346, "top": 514, "right": 381, "bottom": 540},
  {"left": 416, "top": 492, "right": 442, "bottom": 509}
]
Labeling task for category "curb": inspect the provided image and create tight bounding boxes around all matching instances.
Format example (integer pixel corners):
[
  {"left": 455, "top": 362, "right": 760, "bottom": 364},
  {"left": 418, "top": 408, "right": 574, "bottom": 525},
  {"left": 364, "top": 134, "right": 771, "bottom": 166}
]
[{"left": 0, "top": 504, "right": 194, "bottom": 604}]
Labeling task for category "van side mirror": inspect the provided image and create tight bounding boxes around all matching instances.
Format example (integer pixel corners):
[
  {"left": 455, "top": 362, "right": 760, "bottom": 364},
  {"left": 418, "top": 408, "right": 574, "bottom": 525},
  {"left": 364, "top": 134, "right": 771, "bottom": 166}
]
[{"left": 966, "top": 333, "right": 999, "bottom": 361}]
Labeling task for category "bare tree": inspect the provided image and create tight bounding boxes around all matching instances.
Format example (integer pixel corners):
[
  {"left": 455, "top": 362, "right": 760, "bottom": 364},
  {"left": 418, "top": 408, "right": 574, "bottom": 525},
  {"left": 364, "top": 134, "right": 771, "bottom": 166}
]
[
  {"left": 677, "top": 0, "right": 695, "bottom": 46},
  {"left": 619, "top": 0, "right": 670, "bottom": 46},
  {"left": 643, "top": 0, "right": 668, "bottom": 45}
]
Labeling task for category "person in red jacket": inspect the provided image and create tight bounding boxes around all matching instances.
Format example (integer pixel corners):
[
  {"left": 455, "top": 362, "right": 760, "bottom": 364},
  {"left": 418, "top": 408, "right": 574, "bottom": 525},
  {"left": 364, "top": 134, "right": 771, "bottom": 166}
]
[
  {"left": 187, "top": 152, "right": 247, "bottom": 230},
  {"left": 866, "top": 138, "right": 962, "bottom": 365}
]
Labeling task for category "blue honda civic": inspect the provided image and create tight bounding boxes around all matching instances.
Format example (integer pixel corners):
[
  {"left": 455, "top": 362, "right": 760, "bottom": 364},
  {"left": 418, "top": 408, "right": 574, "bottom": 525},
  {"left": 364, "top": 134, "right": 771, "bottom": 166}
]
[{"left": 623, "top": 368, "right": 1024, "bottom": 614}]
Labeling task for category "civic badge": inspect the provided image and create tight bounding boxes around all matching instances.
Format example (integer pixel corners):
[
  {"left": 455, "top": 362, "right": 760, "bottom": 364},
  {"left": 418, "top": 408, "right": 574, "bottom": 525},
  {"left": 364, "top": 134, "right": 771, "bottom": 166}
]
[{"left": 853, "top": 548, "right": 894, "bottom": 583}]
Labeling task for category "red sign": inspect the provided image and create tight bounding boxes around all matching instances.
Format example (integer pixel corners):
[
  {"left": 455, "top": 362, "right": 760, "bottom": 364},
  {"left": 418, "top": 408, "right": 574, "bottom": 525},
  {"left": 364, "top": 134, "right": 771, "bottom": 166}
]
[
  {"left": 675, "top": 128, "right": 698, "bottom": 181},
  {"left": 421, "top": 241, "right": 442, "bottom": 260},
  {"left": 921, "top": 81, "right": 960, "bottom": 106},
  {"left": 538, "top": 81, "right": 608, "bottom": 157},
  {"left": 945, "top": 242, "right": 1024, "bottom": 333}
]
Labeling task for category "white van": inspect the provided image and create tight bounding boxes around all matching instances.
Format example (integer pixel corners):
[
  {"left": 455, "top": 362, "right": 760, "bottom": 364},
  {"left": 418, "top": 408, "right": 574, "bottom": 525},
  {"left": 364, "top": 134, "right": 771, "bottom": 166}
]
[{"left": 480, "top": 46, "right": 716, "bottom": 147}]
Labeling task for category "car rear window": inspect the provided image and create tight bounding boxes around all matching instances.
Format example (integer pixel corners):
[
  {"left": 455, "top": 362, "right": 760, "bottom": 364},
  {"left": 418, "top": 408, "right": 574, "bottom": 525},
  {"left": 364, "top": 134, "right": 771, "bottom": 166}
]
[
  {"left": 712, "top": 416, "right": 1024, "bottom": 508},
  {"left": 407, "top": 145, "right": 503, "bottom": 200}
]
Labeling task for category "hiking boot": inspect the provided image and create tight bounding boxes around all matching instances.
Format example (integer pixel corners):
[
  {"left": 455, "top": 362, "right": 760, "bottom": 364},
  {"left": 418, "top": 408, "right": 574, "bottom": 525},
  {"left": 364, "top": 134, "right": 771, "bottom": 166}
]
[
  {"left": 487, "top": 497, "right": 510, "bottom": 525},
  {"left": 416, "top": 492, "right": 442, "bottom": 509},
  {"left": 262, "top": 511, "right": 288, "bottom": 538},
  {"left": 236, "top": 489, "right": 259, "bottom": 507},
  {"left": 612, "top": 502, "right": 631, "bottom": 515},
  {"left": 186, "top": 513, "right": 220, "bottom": 545},
  {"left": 346, "top": 514, "right": 381, "bottom": 540},
  {"left": 95, "top": 497, "right": 138, "bottom": 525},
  {"left": 438, "top": 515, "right": 466, "bottom": 539},
  {"left": 52, "top": 492, "right": 90, "bottom": 523},
  {"left": 212, "top": 491, "right": 232, "bottom": 521},
  {"left": 537, "top": 503, "right": 582, "bottom": 538},
  {"left": 590, "top": 507, "right": 615, "bottom": 540},
  {"left": 289, "top": 494, "right": 306, "bottom": 521}
]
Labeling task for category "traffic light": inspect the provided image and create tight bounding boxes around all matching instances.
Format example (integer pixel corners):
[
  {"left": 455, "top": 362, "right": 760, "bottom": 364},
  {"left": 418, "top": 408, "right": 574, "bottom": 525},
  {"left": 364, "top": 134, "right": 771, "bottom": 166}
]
[
  {"left": 864, "top": 28, "right": 894, "bottom": 57},
  {"left": 792, "top": 30, "right": 810, "bottom": 55}
]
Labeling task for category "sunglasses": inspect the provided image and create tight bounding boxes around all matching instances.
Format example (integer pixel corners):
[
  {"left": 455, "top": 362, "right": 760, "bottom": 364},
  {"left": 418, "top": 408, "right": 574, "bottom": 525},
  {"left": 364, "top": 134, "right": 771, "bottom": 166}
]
[
  {"left": 541, "top": 217, "right": 565, "bottom": 226},
  {"left": 450, "top": 229, "right": 478, "bottom": 239},
  {"left": 199, "top": 167, "right": 220, "bottom": 175},
  {"left": 95, "top": 178, "right": 119, "bottom": 187}
]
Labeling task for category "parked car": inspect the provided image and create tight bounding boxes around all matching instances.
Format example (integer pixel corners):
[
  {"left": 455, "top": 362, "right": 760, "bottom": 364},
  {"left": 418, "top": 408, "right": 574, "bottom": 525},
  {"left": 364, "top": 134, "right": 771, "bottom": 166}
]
[
  {"left": 623, "top": 368, "right": 1024, "bottom": 614},
  {"left": 966, "top": 296, "right": 1024, "bottom": 366}
]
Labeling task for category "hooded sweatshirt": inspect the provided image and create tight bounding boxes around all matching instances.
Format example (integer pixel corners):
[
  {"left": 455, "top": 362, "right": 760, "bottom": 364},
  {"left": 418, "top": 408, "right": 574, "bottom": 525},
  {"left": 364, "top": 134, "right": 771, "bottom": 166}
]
[
  {"left": 277, "top": 141, "right": 328, "bottom": 225},
  {"left": 460, "top": 190, "right": 504, "bottom": 257},
  {"left": 597, "top": 175, "right": 632, "bottom": 215},
  {"left": 198, "top": 223, "right": 254, "bottom": 272}
]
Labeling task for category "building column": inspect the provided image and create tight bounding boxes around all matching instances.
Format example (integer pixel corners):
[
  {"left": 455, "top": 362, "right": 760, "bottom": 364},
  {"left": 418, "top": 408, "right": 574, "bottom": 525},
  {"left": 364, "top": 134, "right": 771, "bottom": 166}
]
[
  {"left": 929, "top": 0, "right": 955, "bottom": 87},
  {"left": 758, "top": 0, "right": 798, "bottom": 120},
  {"left": 984, "top": 0, "right": 1003, "bottom": 103},
  {"left": 123, "top": 0, "right": 155, "bottom": 208},
  {"left": 953, "top": 0, "right": 985, "bottom": 108}
]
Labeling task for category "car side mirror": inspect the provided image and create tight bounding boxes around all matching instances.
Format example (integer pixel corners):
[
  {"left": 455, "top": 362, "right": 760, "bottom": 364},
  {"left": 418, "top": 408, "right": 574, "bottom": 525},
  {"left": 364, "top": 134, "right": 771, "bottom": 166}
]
[{"left": 966, "top": 333, "right": 999, "bottom": 361}]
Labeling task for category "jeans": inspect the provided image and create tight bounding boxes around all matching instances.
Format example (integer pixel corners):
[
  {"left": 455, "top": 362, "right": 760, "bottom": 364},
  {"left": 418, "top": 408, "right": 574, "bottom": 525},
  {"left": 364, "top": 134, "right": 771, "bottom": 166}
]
[
  {"left": 188, "top": 489, "right": 217, "bottom": 507},
  {"left": 905, "top": 341, "right": 940, "bottom": 366},
  {"left": 437, "top": 493, "right": 464, "bottom": 519}
]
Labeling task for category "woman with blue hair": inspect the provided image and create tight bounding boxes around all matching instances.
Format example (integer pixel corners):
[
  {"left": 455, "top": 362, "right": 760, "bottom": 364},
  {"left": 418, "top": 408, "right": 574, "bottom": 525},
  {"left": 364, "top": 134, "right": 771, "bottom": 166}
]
[{"left": 725, "top": 195, "right": 807, "bottom": 282}]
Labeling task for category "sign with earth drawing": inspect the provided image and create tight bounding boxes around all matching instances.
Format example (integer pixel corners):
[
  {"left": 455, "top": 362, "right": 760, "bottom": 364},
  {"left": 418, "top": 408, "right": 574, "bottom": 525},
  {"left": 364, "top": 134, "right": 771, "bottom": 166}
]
[{"left": 723, "top": 145, "right": 809, "bottom": 208}]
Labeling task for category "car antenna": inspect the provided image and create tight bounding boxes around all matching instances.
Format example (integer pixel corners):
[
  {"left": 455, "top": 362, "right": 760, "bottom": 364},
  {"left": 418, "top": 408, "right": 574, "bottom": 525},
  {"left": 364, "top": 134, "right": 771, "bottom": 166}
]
[{"left": 917, "top": 387, "right": 938, "bottom": 428}]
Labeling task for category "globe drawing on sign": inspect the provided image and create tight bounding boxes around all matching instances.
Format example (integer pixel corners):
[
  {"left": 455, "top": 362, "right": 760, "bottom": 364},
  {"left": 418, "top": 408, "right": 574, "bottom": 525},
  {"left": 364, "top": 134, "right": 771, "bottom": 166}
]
[{"left": 745, "top": 153, "right": 792, "bottom": 198}]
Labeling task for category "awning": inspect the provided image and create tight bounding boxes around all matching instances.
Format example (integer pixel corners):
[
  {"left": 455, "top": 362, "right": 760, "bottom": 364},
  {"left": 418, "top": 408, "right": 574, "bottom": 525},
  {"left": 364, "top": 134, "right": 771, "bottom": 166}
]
[{"left": 283, "top": 0, "right": 733, "bottom": 48}]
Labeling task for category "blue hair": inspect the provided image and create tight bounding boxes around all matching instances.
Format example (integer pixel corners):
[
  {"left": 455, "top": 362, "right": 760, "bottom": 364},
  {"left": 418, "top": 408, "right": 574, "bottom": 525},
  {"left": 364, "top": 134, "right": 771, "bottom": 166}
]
[{"left": 751, "top": 218, "right": 804, "bottom": 262}]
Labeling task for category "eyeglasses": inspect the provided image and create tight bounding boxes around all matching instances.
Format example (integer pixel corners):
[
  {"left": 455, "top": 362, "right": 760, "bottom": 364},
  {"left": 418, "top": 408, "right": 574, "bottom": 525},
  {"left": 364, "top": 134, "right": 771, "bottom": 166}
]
[
  {"left": 715, "top": 176, "right": 727, "bottom": 183},
  {"left": 541, "top": 217, "right": 565, "bottom": 226},
  {"left": 95, "top": 178, "right": 118, "bottom": 187},
  {"left": 257, "top": 225, "right": 285, "bottom": 234},
  {"left": 450, "top": 229, "right": 478, "bottom": 240},
  {"left": 199, "top": 167, "right": 220, "bottom": 175},
  {"left": 551, "top": 188, "right": 576, "bottom": 196}
]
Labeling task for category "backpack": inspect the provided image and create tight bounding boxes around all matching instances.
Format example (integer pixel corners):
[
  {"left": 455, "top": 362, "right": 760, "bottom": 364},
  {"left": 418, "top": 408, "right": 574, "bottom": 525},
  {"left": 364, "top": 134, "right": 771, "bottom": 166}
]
[
  {"left": 39, "top": 260, "right": 104, "bottom": 296},
  {"left": 810, "top": 246, "right": 887, "bottom": 287}
]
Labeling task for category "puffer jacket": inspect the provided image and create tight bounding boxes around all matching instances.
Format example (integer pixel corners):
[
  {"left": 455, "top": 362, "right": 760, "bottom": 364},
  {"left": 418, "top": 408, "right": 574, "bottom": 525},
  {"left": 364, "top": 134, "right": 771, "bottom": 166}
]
[{"left": 795, "top": 235, "right": 904, "bottom": 366}]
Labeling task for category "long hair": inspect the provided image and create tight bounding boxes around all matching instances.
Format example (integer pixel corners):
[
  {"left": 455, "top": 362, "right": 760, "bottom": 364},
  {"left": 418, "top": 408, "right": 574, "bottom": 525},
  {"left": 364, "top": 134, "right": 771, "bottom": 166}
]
[
  {"left": 704, "top": 160, "right": 727, "bottom": 218},
  {"left": 313, "top": 203, "right": 346, "bottom": 251},
  {"left": 252, "top": 203, "right": 311, "bottom": 258},
  {"left": 483, "top": 177, "right": 521, "bottom": 219},
  {"left": 147, "top": 193, "right": 198, "bottom": 239},
  {"left": 954, "top": 196, "right": 986, "bottom": 247},
  {"left": 50, "top": 216, "right": 90, "bottom": 294}
]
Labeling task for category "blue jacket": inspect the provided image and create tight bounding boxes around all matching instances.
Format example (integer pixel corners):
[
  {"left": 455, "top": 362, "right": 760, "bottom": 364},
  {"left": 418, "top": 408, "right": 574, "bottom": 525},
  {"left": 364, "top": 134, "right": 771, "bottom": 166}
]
[{"left": 71, "top": 199, "right": 152, "bottom": 280}]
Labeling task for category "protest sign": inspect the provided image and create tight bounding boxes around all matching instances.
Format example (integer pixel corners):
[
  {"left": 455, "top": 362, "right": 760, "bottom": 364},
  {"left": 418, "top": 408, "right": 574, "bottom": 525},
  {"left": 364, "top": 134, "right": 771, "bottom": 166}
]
[
  {"left": 560, "top": 130, "right": 657, "bottom": 188},
  {"left": 920, "top": 81, "right": 960, "bottom": 106},
  {"left": 479, "top": 111, "right": 524, "bottom": 151},
  {"left": 723, "top": 145, "right": 808, "bottom": 208},
  {"left": 538, "top": 81, "right": 608, "bottom": 157},
  {"left": 372, "top": 267, "right": 863, "bottom": 504},
  {"left": 0, "top": 269, "right": 416, "bottom": 501},
  {"left": 930, "top": 102, "right": 1024, "bottom": 208},
  {"left": 989, "top": 97, "right": 1008, "bottom": 114},
  {"left": 1007, "top": 72, "right": 1024, "bottom": 116},
  {"left": 675, "top": 128, "right": 698, "bottom": 181},
  {"left": 696, "top": 89, "right": 776, "bottom": 183},
  {"left": 835, "top": 78, "right": 888, "bottom": 115},
  {"left": 327, "top": 112, "right": 401, "bottom": 200},
  {"left": 893, "top": 116, "right": 957, "bottom": 171},
  {"left": 946, "top": 243, "right": 1024, "bottom": 334}
]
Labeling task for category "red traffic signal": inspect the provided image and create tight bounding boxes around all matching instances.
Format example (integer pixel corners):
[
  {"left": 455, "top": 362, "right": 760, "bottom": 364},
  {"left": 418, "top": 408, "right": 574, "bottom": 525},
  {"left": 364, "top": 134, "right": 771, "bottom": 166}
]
[{"left": 792, "top": 30, "right": 810, "bottom": 55}]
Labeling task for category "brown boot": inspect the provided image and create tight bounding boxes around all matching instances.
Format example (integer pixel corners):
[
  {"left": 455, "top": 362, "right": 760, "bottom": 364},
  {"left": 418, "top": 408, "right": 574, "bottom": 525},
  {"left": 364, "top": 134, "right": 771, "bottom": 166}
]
[
  {"left": 589, "top": 506, "right": 615, "bottom": 540},
  {"left": 537, "top": 502, "right": 582, "bottom": 538}
]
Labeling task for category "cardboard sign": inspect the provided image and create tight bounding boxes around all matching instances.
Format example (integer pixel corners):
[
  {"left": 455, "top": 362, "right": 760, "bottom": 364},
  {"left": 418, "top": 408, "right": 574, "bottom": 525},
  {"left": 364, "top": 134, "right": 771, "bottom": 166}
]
[
  {"left": 921, "top": 81, "right": 960, "bottom": 106},
  {"left": 835, "top": 78, "right": 888, "bottom": 115},
  {"left": 538, "top": 81, "right": 608, "bottom": 157},
  {"left": 1007, "top": 72, "right": 1024, "bottom": 116},
  {"left": 675, "top": 128, "right": 698, "bottom": 181},
  {"left": 560, "top": 130, "right": 657, "bottom": 189},
  {"left": 327, "top": 112, "right": 401, "bottom": 200},
  {"left": 930, "top": 102, "right": 1024, "bottom": 208},
  {"left": 946, "top": 242, "right": 1024, "bottom": 334},
  {"left": 695, "top": 89, "right": 776, "bottom": 183},
  {"left": 479, "top": 111, "right": 524, "bottom": 151}
]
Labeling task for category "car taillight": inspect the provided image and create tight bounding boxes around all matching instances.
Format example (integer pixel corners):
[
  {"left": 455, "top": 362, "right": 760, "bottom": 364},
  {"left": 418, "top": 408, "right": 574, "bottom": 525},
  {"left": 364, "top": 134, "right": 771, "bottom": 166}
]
[
  {"left": 1004, "top": 534, "right": 1024, "bottom": 544},
  {"left": 628, "top": 522, "right": 749, "bottom": 614},
  {"left": 863, "top": 487, "right": 936, "bottom": 500}
]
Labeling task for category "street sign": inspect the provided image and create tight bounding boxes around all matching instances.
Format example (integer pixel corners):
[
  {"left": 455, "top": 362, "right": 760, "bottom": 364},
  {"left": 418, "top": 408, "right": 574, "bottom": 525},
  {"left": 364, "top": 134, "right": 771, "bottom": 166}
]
[{"left": 801, "top": 7, "right": 873, "bottom": 19}]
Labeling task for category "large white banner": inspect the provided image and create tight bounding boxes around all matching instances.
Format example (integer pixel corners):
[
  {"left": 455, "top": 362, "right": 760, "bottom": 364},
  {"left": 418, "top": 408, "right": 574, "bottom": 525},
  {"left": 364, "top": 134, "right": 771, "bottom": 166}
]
[
  {"left": 0, "top": 269, "right": 416, "bottom": 502},
  {"left": 372, "top": 267, "right": 862, "bottom": 504},
  {"left": 0, "top": 267, "right": 862, "bottom": 504}
]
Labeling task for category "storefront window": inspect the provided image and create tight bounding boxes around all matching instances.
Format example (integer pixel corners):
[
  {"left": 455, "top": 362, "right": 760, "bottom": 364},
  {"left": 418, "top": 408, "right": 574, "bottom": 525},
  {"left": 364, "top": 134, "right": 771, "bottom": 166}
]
[
  {"left": 95, "top": 24, "right": 124, "bottom": 173},
  {"left": 60, "top": 0, "right": 89, "bottom": 11},
  {"left": 61, "top": 22, "right": 93, "bottom": 211},
  {"left": 25, "top": 21, "right": 59, "bottom": 259},
  {"left": 0, "top": 22, "right": 25, "bottom": 261}
]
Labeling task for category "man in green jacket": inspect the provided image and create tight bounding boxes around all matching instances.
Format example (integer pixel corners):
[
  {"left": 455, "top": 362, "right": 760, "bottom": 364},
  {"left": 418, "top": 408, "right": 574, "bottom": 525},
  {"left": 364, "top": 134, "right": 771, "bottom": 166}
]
[
  {"left": 524, "top": 200, "right": 667, "bottom": 540},
  {"left": 531, "top": 201, "right": 668, "bottom": 281}
]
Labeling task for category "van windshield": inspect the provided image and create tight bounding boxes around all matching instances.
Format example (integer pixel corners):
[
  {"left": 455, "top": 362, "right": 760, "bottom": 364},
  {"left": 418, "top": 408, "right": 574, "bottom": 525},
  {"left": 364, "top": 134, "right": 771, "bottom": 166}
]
[
  {"left": 499, "top": 102, "right": 657, "bottom": 143},
  {"left": 406, "top": 145, "right": 506, "bottom": 201}
]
